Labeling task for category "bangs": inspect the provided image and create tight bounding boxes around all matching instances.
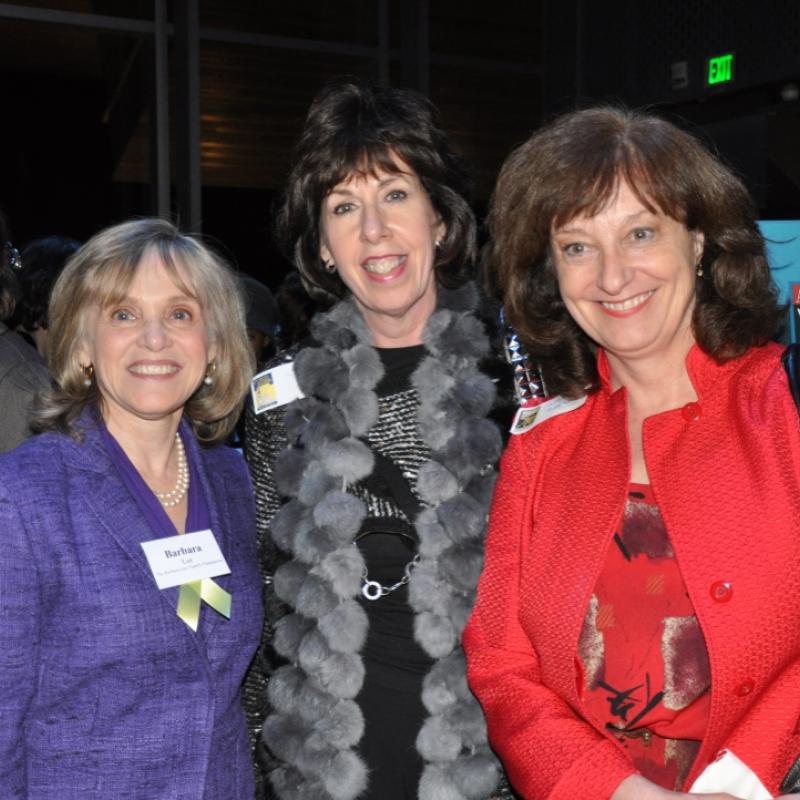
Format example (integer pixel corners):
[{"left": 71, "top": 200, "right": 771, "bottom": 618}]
[
  {"left": 551, "top": 145, "right": 687, "bottom": 230},
  {"left": 321, "top": 143, "right": 407, "bottom": 196},
  {"left": 86, "top": 242, "right": 203, "bottom": 310}
]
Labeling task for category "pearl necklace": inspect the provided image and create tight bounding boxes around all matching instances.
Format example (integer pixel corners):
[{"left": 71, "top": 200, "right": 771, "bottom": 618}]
[{"left": 153, "top": 433, "right": 190, "bottom": 509}]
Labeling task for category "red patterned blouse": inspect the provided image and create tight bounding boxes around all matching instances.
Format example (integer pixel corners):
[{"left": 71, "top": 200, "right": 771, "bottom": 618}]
[{"left": 579, "top": 484, "right": 711, "bottom": 790}]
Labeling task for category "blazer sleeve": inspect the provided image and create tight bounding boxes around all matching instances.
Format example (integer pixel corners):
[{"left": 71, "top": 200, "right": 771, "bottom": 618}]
[
  {"left": 463, "top": 434, "right": 636, "bottom": 800},
  {"left": 0, "top": 478, "right": 41, "bottom": 796}
]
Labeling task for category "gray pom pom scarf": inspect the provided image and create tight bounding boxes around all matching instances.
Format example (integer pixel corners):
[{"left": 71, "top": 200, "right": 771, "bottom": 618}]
[{"left": 264, "top": 283, "right": 504, "bottom": 800}]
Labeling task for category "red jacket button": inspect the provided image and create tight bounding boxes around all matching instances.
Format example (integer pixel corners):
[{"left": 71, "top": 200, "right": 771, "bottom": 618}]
[
  {"left": 710, "top": 581, "right": 733, "bottom": 602},
  {"left": 735, "top": 679, "right": 754, "bottom": 697},
  {"left": 681, "top": 402, "right": 702, "bottom": 422}
]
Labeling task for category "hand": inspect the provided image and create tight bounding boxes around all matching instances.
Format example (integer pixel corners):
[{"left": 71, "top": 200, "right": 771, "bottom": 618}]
[
  {"left": 612, "top": 775, "right": 742, "bottom": 800},
  {"left": 613, "top": 775, "right": 800, "bottom": 799}
]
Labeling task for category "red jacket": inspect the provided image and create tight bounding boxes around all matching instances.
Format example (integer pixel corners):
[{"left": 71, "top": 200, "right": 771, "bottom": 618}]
[{"left": 464, "top": 342, "right": 800, "bottom": 800}]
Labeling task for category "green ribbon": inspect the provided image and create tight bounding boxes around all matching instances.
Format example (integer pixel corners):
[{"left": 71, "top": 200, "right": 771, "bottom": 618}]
[{"left": 176, "top": 578, "right": 231, "bottom": 631}]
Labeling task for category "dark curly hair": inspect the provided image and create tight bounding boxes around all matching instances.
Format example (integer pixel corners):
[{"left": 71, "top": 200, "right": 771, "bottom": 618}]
[
  {"left": 488, "top": 105, "right": 782, "bottom": 397},
  {"left": 12, "top": 236, "right": 81, "bottom": 332},
  {"left": 275, "top": 77, "right": 476, "bottom": 302},
  {"left": 0, "top": 211, "right": 18, "bottom": 322}
]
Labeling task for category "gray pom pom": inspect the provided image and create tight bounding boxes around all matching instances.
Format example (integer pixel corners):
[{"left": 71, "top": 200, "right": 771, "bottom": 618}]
[
  {"left": 313, "top": 490, "right": 367, "bottom": 543},
  {"left": 416, "top": 508, "right": 450, "bottom": 559},
  {"left": 416, "top": 714, "right": 462, "bottom": 762},
  {"left": 440, "top": 419, "right": 502, "bottom": 483},
  {"left": 268, "top": 666, "right": 336, "bottom": 725},
  {"left": 339, "top": 388, "right": 380, "bottom": 437},
  {"left": 314, "top": 698, "right": 364, "bottom": 748},
  {"left": 416, "top": 461, "right": 459, "bottom": 505},
  {"left": 268, "top": 764, "right": 309, "bottom": 800},
  {"left": 342, "top": 343, "right": 384, "bottom": 389},
  {"left": 439, "top": 542, "right": 484, "bottom": 593},
  {"left": 298, "top": 463, "right": 339, "bottom": 507},
  {"left": 267, "top": 665, "right": 306, "bottom": 713},
  {"left": 272, "top": 613, "right": 313, "bottom": 659},
  {"left": 408, "top": 561, "right": 451, "bottom": 616},
  {"left": 415, "top": 610, "right": 457, "bottom": 658},
  {"left": 421, "top": 654, "right": 464, "bottom": 713},
  {"left": 274, "top": 447, "right": 310, "bottom": 497},
  {"left": 273, "top": 560, "right": 309, "bottom": 605},
  {"left": 294, "top": 525, "right": 338, "bottom": 565},
  {"left": 413, "top": 356, "right": 456, "bottom": 405},
  {"left": 438, "top": 493, "right": 484, "bottom": 545},
  {"left": 295, "top": 347, "right": 350, "bottom": 400},
  {"left": 318, "top": 600, "right": 368, "bottom": 653},
  {"left": 427, "top": 312, "right": 488, "bottom": 363},
  {"left": 443, "top": 693, "right": 488, "bottom": 744},
  {"left": 297, "top": 627, "right": 333, "bottom": 674},
  {"left": 448, "top": 752, "right": 500, "bottom": 799},
  {"left": 299, "top": 403, "right": 349, "bottom": 453},
  {"left": 319, "top": 438, "right": 374, "bottom": 483},
  {"left": 295, "top": 573, "right": 339, "bottom": 619},
  {"left": 418, "top": 764, "right": 467, "bottom": 800},
  {"left": 322, "top": 749, "right": 369, "bottom": 800},
  {"left": 315, "top": 651, "right": 365, "bottom": 699},
  {"left": 263, "top": 711, "right": 309, "bottom": 764},
  {"left": 452, "top": 372, "right": 496, "bottom": 417},
  {"left": 316, "top": 546, "right": 365, "bottom": 598},
  {"left": 271, "top": 501, "right": 312, "bottom": 554},
  {"left": 445, "top": 591, "right": 476, "bottom": 636}
]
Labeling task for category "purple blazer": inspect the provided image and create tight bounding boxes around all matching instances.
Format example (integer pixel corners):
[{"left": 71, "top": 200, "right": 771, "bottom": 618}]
[{"left": 0, "top": 414, "right": 263, "bottom": 799}]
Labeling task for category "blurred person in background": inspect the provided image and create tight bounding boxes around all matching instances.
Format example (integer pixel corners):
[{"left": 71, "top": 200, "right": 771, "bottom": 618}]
[
  {"left": 11, "top": 235, "right": 80, "bottom": 355},
  {"left": 0, "top": 211, "right": 51, "bottom": 452},
  {"left": 274, "top": 269, "right": 323, "bottom": 349},
  {"left": 240, "top": 273, "right": 279, "bottom": 366}
]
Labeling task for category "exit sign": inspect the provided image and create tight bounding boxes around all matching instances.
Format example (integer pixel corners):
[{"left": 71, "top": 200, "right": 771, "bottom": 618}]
[{"left": 706, "top": 53, "right": 735, "bottom": 86}]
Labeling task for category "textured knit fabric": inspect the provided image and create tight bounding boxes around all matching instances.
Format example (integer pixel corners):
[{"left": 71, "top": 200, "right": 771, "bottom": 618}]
[
  {"left": 463, "top": 342, "right": 800, "bottom": 800},
  {"left": 0, "top": 411, "right": 263, "bottom": 799},
  {"left": 0, "top": 322, "right": 51, "bottom": 453}
]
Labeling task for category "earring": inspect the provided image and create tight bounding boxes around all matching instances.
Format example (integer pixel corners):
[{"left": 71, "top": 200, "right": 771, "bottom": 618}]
[
  {"left": 324, "top": 262, "right": 336, "bottom": 274},
  {"left": 203, "top": 361, "right": 216, "bottom": 386},
  {"left": 434, "top": 239, "right": 442, "bottom": 249},
  {"left": 696, "top": 263, "right": 704, "bottom": 278},
  {"left": 81, "top": 364, "right": 93, "bottom": 387}
]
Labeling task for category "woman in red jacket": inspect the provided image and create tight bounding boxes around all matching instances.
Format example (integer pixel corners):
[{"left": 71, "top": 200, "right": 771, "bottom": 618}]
[{"left": 463, "top": 106, "right": 800, "bottom": 800}]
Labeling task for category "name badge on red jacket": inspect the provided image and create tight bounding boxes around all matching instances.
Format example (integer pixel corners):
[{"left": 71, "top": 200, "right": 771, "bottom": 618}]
[{"left": 510, "top": 394, "right": 586, "bottom": 435}]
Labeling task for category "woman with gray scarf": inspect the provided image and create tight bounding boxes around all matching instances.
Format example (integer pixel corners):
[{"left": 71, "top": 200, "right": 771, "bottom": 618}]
[{"left": 243, "top": 78, "right": 509, "bottom": 800}]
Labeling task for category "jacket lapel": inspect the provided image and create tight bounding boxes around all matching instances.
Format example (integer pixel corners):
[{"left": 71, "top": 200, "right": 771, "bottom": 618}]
[{"left": 67, "top": 420, "right": 191, "bottom": 627}]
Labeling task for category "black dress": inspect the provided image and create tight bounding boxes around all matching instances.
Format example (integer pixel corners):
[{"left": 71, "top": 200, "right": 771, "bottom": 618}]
[{"left": 354, "top": 345, "right": 434, "bottom": 799}]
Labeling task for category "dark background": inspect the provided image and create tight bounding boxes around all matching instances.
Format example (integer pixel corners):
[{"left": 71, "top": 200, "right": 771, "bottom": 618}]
[{"left": 1, "top": 1, "right": 798, "bottom": 288}]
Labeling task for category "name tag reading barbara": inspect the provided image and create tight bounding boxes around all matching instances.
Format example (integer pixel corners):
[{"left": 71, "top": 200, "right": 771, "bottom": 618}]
[{"left": 141, "top": 529, "right": 231, "bottom": 590}]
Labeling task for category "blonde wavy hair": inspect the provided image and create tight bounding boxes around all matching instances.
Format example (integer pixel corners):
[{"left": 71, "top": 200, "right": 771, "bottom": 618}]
[{"left": 34, "top": 218, "right": 254, "bottom": 444}]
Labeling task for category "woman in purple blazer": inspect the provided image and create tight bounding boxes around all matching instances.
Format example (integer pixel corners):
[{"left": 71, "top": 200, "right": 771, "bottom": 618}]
[{"left": 0, "top": 219, "right": 263, "bottom": 799}]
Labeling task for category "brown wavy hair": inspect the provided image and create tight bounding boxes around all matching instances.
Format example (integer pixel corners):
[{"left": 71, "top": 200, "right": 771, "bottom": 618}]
[
  {"left": 487, "top": 105, "right": 782, "bottom": 397},
  {"left": 34, "top": 218, "right": 254, "bottom": 443}
]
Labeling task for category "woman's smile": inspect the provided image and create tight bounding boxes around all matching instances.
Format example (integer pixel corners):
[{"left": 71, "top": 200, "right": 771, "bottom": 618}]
[
  {"left": 361, "top": 253, "right": 407, "bottom": 278},
  {"left": 599, "top": 289, "right": 656, "bottom": 317}
]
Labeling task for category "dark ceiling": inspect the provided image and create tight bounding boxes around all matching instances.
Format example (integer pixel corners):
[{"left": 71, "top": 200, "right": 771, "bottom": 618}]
[
  {"left": 0, "top": 0, "right": 543, "bottom": 276},
  {"left": 1, "top": 1, "right": 799, "bottom": 281}
]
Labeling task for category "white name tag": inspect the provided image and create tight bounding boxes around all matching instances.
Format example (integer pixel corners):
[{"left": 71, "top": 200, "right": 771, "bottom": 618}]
[
  {"left": 250, "top": 362, "right": 304, "bottom": 414},
  {"left": 510, "top": 394, "right": 587, "bottom": 435},
  {"left": 141, "top": 529, "right": 231, "bottom": 590}
]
